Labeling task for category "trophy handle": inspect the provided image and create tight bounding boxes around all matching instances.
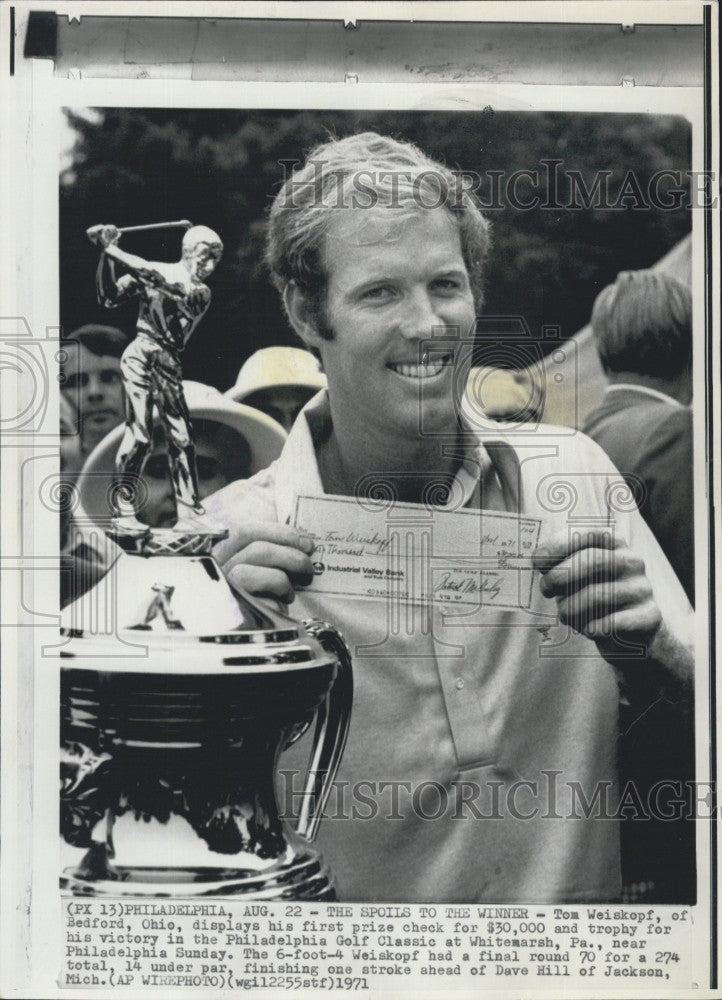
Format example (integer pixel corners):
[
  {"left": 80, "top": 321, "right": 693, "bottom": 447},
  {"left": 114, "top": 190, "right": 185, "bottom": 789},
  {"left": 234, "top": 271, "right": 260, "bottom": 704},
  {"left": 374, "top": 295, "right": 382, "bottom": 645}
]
[{"left": 295, "top": 621, "right": 353, "bottom": 843}]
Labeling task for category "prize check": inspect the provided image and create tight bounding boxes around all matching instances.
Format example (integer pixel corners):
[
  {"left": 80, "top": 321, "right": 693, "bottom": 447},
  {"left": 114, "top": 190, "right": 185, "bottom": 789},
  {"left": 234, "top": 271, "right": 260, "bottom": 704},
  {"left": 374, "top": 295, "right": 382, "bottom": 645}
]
[{"left": 292, "top": 495, "right": 542, "bottom": 610}]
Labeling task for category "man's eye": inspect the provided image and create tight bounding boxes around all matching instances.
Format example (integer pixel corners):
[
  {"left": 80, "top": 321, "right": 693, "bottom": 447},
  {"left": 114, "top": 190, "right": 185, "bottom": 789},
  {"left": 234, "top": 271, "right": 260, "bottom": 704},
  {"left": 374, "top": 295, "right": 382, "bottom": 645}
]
[
  {"left": 361, "top": 286, "right": 393, "bottom": 301},
  {"left": 62, "top": 374, "right": 86, "bottom": 390},
  {"left": 432, "top": 278, "right": 461, "bottom": 292},
  {"left": 100, "top": 370, "right": 122, "bottom": 385}
]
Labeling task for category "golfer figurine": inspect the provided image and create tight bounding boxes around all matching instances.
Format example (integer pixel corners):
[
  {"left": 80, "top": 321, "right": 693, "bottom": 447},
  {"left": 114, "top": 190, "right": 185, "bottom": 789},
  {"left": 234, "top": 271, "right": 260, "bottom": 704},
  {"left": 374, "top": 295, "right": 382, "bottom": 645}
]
[{"left": 87, "top": 221, "right": 223, "bottom": 534}]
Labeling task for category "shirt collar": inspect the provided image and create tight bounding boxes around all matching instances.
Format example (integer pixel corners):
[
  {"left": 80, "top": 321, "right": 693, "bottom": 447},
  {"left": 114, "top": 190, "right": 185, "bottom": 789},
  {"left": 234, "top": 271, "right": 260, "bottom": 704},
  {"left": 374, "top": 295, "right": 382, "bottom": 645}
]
[
  {"left": 274, "top": 391, "right": 327, "bottom": 524},
  {"left": 604, "top": 383, "right": 686, "bottom": 409},
  {"left": 274, "top": 390, "right": 523, "bottom": 522}
]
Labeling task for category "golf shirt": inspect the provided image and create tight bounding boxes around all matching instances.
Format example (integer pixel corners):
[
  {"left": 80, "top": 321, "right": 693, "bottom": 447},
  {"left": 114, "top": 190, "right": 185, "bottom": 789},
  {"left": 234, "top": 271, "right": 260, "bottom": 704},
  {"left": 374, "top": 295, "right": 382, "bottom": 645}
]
[{"left": 207, "top": 392, "right": 692, "bottom": 903}]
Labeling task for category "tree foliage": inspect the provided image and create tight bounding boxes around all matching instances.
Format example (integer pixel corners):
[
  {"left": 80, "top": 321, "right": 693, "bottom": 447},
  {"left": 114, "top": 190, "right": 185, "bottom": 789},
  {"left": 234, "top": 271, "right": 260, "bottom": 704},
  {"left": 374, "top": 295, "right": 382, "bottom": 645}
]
[{"left": 60, "top": 108, "right": 691, "bottom": 389}]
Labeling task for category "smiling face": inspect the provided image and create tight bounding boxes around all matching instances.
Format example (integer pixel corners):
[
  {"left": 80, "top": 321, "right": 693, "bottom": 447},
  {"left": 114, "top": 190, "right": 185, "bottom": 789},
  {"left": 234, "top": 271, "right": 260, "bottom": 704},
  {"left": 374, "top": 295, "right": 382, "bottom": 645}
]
[{"left": 299, "top": 207, "right": 476, "bottom": 440}]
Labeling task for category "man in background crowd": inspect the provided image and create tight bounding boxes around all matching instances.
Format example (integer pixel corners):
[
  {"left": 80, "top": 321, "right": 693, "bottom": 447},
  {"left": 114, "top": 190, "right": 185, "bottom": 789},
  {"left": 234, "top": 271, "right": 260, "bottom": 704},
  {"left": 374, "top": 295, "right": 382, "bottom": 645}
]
[
  {"left": 464, "top": 363, "right": 545, "bottom": 425},
  {"left": 59, "top": 324, "right": 129, "bottom": 606},
  {"left": 60, "top": 324, "right": 129, "bottom": 465},
  {"left": 582, "top": 268, "right": 695, "bottom": 902},
  {"left": 227, "top": 345, "right": 326, "bottom": 434},
  {"left": 583, "top": 270, "right": 693, "bottom": 604}
]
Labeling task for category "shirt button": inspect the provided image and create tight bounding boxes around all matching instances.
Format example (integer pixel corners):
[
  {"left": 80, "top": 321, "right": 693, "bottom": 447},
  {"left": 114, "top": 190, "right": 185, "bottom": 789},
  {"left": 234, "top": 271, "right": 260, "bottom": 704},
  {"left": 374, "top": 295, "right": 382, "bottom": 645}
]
[{"left": 455, "top": 678, "right": 465, "bottom": 690}]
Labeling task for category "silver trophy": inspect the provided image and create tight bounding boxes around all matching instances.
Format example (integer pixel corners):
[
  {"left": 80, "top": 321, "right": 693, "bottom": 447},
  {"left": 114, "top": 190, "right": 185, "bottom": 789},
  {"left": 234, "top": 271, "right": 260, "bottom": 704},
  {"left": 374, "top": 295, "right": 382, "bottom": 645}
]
[{"left": 59, "top": 223, "right": 353, "bottom": 897}]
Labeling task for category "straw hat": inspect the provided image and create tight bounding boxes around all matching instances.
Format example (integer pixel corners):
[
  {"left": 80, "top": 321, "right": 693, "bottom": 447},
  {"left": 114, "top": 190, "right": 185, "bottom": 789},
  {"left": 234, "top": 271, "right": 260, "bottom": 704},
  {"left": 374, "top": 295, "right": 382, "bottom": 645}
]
[
  {"left": 226, "top": 346, "right": 326, "bottom": 403},
  {"left": 78, "top": 380, "right": 286, "bottom": 528},
  {"left": 464, "top": 366, "right": 545, "bottom": 423}
]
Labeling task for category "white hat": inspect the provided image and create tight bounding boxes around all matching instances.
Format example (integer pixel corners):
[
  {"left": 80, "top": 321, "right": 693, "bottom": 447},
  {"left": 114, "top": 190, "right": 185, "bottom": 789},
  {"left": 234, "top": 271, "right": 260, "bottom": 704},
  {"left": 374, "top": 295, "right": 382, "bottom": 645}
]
[
  {"left": 226, "top": 346, "right": 326, "bottom": 403},
  {"left": 78, "top": 380, "right": 286, "bottom": 528},
  {"left": 464, "top": 366, "right": 545, "bottom": 423}
]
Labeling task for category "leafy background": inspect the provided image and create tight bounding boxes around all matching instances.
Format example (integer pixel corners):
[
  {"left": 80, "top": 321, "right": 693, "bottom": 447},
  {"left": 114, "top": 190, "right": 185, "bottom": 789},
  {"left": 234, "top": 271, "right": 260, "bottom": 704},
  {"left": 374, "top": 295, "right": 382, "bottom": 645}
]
[{"left": 60, "top": 109, "right": 691, "bottom": 390}]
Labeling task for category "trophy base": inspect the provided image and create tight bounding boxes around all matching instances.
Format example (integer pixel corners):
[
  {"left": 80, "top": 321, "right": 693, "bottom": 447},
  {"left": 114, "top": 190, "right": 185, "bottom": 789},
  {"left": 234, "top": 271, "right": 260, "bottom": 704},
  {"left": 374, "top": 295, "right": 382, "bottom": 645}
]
[
  {"left": 61, "top": 849, "right": 336, "bottom": 899},
  {"left": 59, "top": 544, "right": 353, "bottom": 903},
  {"left": 107, "top": 509, "right": 150, "bottom": 533}
]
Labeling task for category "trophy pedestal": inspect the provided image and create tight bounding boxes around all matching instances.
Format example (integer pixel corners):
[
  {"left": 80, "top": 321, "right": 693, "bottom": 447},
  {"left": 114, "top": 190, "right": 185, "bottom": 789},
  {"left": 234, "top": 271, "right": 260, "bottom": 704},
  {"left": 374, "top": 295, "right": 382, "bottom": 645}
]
[
  {"left": 59, "top": 532, "right": 352, "bottom": 899},
  {"left": 62, "top": 826, "right": 335, "bottom": 900},
  {"left": 62, "top": 857, "right": 334, "bottom": 899}
]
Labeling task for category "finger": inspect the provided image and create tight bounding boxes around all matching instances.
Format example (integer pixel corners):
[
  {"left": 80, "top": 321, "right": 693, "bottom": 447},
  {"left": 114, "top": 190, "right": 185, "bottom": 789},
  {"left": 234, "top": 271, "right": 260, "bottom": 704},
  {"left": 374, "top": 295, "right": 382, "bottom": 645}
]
[
  {"left": 224, "top": 541, "right": 315, "bottom": 587},
  {"left": 212, "top": 518, "right": 315, "bottom": 566},
  {"left": 226, "top": 564, "right": 296, "bottom": 604},
  {"left": 538, "top": 546, "right": 645, "bottom": 599},
  {"left": 533, "top": 529, "right": 626, "bottom": 573},
  {"left": 555, "top": 576, "right": 652, "bottom": 632},
  {"left": 585, "top": 601, "right": 662, "bottom": 647}
]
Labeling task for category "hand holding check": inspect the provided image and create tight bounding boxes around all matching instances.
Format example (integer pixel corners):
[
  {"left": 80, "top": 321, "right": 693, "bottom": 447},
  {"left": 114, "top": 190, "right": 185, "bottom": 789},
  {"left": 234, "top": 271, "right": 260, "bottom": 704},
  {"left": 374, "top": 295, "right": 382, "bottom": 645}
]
[
  {"left": 214, "top": 520, "right": 316, "bottom": 605},
  {"left": 533, "top": 529, "right": 662, "bottom": 651},
  {"left": 212, "top": 510, "right": 691, "bottom": 690},
  {"left": 533, "top": 528, "right": 691, "bottom": 693}
]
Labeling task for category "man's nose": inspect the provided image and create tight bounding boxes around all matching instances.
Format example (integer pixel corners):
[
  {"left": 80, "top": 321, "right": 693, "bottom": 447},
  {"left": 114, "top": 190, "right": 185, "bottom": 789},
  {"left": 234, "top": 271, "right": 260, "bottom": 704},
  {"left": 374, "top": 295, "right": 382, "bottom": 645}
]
[
  {"left": 397, "top": 289, "right": 441, "bottom": 340},
  {"left": 84, "top": 375, "right": 105, "bottom": 401}
]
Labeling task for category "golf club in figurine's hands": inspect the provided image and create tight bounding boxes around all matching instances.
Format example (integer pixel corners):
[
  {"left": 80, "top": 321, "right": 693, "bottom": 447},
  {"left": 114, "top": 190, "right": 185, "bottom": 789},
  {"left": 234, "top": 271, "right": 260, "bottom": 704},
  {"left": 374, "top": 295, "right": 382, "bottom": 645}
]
[{"left": 87, "top": 219, "right": 223, "bottom": 537}]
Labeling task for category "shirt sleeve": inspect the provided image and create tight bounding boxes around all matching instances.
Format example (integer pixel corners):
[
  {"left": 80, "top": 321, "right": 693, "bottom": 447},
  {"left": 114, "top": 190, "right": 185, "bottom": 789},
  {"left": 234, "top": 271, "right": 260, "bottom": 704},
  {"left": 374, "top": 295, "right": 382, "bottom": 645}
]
[
  {"left": 637, "top": 408, "right": 694, "bottom": 603},
  {"left": 602, "top": 445, "right": 694, "bottom": 658},
  {"left": 569, "top": 430, "right": 694, "bottom": 658}
]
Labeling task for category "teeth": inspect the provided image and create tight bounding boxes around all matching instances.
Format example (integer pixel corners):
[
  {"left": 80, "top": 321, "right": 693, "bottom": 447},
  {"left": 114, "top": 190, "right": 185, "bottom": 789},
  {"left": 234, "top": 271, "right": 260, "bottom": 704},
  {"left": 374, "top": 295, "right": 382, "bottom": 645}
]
[
  {"left": 390, "top": 354, "right": 451, "bottom": 379},
  {"left": 396, "top": 362, "right": 442, "bottom": 378}
]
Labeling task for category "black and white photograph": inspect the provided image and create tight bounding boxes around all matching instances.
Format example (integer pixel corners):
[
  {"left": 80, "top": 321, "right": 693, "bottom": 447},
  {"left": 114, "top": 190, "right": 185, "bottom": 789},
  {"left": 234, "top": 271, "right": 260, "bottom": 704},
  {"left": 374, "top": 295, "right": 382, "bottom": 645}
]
[{"left": 1, "top": 3, "right": 719, "bottom": 997}]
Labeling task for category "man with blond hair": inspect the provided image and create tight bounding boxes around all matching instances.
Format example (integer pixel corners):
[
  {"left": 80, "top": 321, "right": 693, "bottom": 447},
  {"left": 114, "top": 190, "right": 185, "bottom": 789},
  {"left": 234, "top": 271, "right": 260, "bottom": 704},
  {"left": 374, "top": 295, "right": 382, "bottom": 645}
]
[{"left": 207, "top": 132, "right": 693, "bottom": 903}]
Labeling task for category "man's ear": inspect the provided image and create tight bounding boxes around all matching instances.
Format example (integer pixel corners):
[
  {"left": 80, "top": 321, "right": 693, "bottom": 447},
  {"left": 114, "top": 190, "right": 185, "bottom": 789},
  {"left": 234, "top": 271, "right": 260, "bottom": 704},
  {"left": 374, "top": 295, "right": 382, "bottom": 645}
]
[{"left": 283, "top": 282, "right": 325, "bottom": 351}]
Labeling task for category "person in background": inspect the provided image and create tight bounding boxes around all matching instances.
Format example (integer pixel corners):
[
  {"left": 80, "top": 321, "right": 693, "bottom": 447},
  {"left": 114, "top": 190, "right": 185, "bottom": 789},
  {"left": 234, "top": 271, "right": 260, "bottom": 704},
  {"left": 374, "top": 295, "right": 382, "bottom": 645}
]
[
  {"left": 59, "top": 324, "right": 129, "bottom": 606},
  {"left": 583, "top": 270, "right": 693, "bottom": 604},
  {"left": 60, "top": 324, "right": 129, "bottom": 457},
  {"left": 583, "top": 268, "right": 695, "bottom": 904},
  {"left": 464, "top": 364, "right": 545, "bottom": 425},
  {"left": 226, "top": 345, "right": 327, "bottom": 433},
  {"left": 77, "top": 381, "right": 286, "bottom": 535}
]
